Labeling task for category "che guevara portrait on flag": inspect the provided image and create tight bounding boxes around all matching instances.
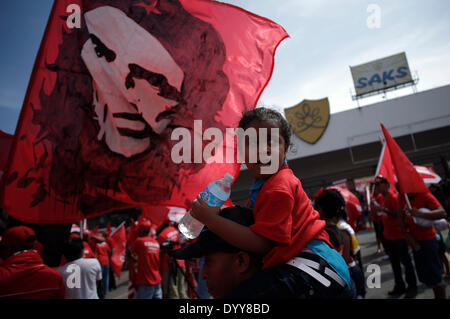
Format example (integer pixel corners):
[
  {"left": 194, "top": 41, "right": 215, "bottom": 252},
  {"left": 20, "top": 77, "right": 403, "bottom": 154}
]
[{"left": 2, "top": 0, "right": 288, "bottom": 223}]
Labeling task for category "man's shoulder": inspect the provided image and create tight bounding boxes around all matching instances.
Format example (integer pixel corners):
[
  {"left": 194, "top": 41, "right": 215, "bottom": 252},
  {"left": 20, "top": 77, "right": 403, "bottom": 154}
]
[{"left": 77, "top": 257, "right": 102, "bottom": 268}]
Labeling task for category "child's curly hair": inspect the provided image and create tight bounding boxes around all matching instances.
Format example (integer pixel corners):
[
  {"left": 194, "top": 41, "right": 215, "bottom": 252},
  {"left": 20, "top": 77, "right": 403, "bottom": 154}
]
[
  {"left": 314, "top": 188, "right": 348, "bottom": 220},
  {"left": 238, "top": 107, "right": 292, "bottom": 149}
]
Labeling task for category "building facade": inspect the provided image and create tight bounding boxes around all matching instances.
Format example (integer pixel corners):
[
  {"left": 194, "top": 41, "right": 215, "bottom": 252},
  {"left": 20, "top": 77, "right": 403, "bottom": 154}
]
[{"left": 231, "top": 85, "right": 450, "bottom": 205}]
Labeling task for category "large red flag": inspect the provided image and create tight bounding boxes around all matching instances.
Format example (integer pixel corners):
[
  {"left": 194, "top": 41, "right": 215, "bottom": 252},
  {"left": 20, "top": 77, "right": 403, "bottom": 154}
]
[
  {"left": 380, "top": 124, "right": 428, "bottom": 194},
  {"left": 1, "top": 0, "right": 288, "bottom": 224},
  {"left": 374, "top": 142, "right": 397, "bottom": 191},
  {"left": 109, "top": 222, "right": 126, "bottom": 278}
]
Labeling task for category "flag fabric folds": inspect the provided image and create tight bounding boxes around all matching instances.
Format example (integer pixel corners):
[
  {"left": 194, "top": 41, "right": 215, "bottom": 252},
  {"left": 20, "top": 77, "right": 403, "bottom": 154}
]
[
  {"left": 1, "top": 0, "right": 288, "bottom": 224},
  {"left": 108, "top": 222, "right": 126, "bottom": 278},
  {"left": 380, "top": 124, "right": 429, "bottom": 194},
  {"left": 374, "top": 141, "right": 397, "bottom": 191}
]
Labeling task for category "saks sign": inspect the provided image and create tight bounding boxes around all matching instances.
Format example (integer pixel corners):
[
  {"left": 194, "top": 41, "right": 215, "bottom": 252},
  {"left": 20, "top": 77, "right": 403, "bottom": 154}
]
[{"left": 350, "top": 52, "right": 413, "bottom": 96}]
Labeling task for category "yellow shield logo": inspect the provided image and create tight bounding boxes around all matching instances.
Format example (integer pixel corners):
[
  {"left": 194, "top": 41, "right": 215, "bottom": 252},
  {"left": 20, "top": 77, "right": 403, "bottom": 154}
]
[{"left": 284, "top": 98, "right": 330, "bottom": 144}]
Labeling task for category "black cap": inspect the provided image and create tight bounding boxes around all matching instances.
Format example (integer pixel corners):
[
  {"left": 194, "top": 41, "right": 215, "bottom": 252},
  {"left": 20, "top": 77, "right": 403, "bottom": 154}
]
[{"left": 170, "top": 206, "right": 254, "bottom": 260}]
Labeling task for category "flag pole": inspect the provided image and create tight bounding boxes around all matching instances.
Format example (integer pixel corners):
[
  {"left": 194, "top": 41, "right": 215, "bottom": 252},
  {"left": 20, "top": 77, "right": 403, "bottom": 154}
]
[
  {"left": 403, "top": 193, "right": 412, "bottom": 210},
  {"left": 365, "top": 186, "right": 371, "bottom": 208}
]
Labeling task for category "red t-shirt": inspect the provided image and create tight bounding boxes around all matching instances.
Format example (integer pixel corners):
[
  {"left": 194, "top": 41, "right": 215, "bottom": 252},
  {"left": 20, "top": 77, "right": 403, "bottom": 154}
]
[
  {"left": 131, "top": 237, "right": 162, "bottom": 286},
  {"left": 379, "top": 191, "right": 404, "bottom": 240},
  {"left": 401, "top": 192, "right": 441, "bottom": 241},
  {"left": 0, "top": 250, "right": 65, "bottom": 299},
  {"left": 157, "top": 226, "right": 185, "bottom": 272},
  {"left": 95, "top": 241, "right": 111, "bottom": 266},
  {"left": 371, "top": 193, "right": 384, "bottom": 223},
  {"left": 250, "top": 165, "right": 331, "bottom": 269}
]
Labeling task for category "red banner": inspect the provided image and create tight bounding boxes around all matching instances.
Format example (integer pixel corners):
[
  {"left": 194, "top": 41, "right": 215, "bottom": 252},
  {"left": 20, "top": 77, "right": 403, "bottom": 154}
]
[
  {"left": 109, "top": 222, "right": 126, "bottom": 278},
  {"left": 1, "top": 0, "right": 288, "bottom": 224},
  {"left": 380, "top": 124, "right": 428, "bottom": 194}
]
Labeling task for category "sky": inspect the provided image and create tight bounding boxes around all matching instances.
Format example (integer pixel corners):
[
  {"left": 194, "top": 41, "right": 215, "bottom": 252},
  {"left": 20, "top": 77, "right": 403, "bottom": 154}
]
[{"left": 1, "top": 0, "right": 450, "bottom": 134}]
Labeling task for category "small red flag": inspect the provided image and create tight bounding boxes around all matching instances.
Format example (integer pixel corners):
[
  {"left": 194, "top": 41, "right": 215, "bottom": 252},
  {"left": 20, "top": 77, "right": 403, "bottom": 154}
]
[
  {"left": 380, "top": 124, "right": 428, "bottom": 194},
  {"left": 108, "top": 222, "right": 126, "bottom": 278},
  {"left": 374, "top": 142, "right": 397, "bottom": 191}
]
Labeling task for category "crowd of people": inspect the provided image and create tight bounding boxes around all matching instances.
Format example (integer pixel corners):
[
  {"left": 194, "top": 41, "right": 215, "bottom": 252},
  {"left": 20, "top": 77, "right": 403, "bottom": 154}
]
[{"left": 0, "top": 108, "right": 449, "bottom": 299}]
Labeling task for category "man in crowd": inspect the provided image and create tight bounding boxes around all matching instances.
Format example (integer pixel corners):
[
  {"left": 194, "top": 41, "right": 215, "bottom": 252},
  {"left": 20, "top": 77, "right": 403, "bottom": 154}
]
[
  {"left": 130, "top": 218, "right": 162, "bottom": 299},
  {"left": 157, "top": 219, "right": 189, "bottom": 298},
  {"left": 94, "top": 230, "right": 112, "bottom": 294},
  {"left": 57, "top": 237, "right": 103, "bottom": 299},
  {"left": 372, "top": 175, "right": 417, "bottom": 297},
  {"left": 0, "top": 226, "right": 65, "bottom": 298},
  {"left": 397, "top": 189, "right": 447, "bottom": 299},
  {"left": 171, "top": 206, "right": 263, "bottom": 299}
]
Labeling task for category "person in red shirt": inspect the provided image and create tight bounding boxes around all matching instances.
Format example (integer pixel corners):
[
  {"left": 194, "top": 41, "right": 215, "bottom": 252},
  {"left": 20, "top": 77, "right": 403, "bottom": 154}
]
[
  {"left": 372, "top": 175, "right": 417, "bottom": 297},
  {"left": 156, "top": 220, "right": 188, "bottom": 299},
  {"left": 190, "top": 108, "right": 354, "bottom": 298},
  {"left": 94, "top": 232, "right": 112, "bottom": 294},
  {"left": 130, "top": 219, "right": 162, "bottom": 299},
  {"left": 0, "top": 226, "right": 65, "bottom": 299},
  {"left": 398, "top": 190, "right": 447, "bottom": 299},
  {"left": 370, "top": 193, "right": 387, "bottom": 254}
]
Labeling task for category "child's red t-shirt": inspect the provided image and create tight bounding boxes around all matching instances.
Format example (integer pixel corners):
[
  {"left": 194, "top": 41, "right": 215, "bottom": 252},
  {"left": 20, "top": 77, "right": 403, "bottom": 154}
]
[{"left": 250, "top": 165, "right": 331, "bottom": 269}]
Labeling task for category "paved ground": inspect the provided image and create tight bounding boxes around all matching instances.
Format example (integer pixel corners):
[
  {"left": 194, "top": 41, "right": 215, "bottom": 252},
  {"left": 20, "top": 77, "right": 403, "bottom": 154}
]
[{"left": 106, "top": 228, "right": 450, "bottom": 299}]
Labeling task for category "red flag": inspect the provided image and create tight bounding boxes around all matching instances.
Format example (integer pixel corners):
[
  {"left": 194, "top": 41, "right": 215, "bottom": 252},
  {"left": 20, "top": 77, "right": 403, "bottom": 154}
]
[
  {"left": 141, "top": 206, "right": 170, "bottom": 229},
  {"left": 380, "top": 124, "right": 428, "bottom": 194},
  {"left": 108, "top": 222, "right": 126, "bottom": 278},
  {"left": 374, "top": 142, "right": 397, "bottom": 191},
  {"left": 1, "top": 0, "right": 288, "bottom": 224}
]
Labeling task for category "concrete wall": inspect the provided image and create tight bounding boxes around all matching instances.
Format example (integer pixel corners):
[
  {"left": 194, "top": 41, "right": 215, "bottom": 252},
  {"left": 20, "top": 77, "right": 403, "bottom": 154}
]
[{"left": 287, "top": 84, "right": 450, "bottom": 160}]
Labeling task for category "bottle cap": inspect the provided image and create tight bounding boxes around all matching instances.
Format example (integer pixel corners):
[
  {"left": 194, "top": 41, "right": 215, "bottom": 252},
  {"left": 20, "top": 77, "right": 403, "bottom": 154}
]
[{"left": 223, "top": 173, "right": 234, "bottom": 183}]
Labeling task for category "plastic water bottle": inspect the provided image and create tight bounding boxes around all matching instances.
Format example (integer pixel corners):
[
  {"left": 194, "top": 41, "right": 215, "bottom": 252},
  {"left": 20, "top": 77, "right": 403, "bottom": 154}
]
[{"left": 178, "top": 173, "right": 234, "bottom": 239}]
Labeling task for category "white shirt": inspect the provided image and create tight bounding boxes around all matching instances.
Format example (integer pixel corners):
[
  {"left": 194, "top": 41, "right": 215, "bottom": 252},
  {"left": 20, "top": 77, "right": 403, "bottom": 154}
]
[{"left": 57, "top": 258, "right": 102, "bottom": 299}]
